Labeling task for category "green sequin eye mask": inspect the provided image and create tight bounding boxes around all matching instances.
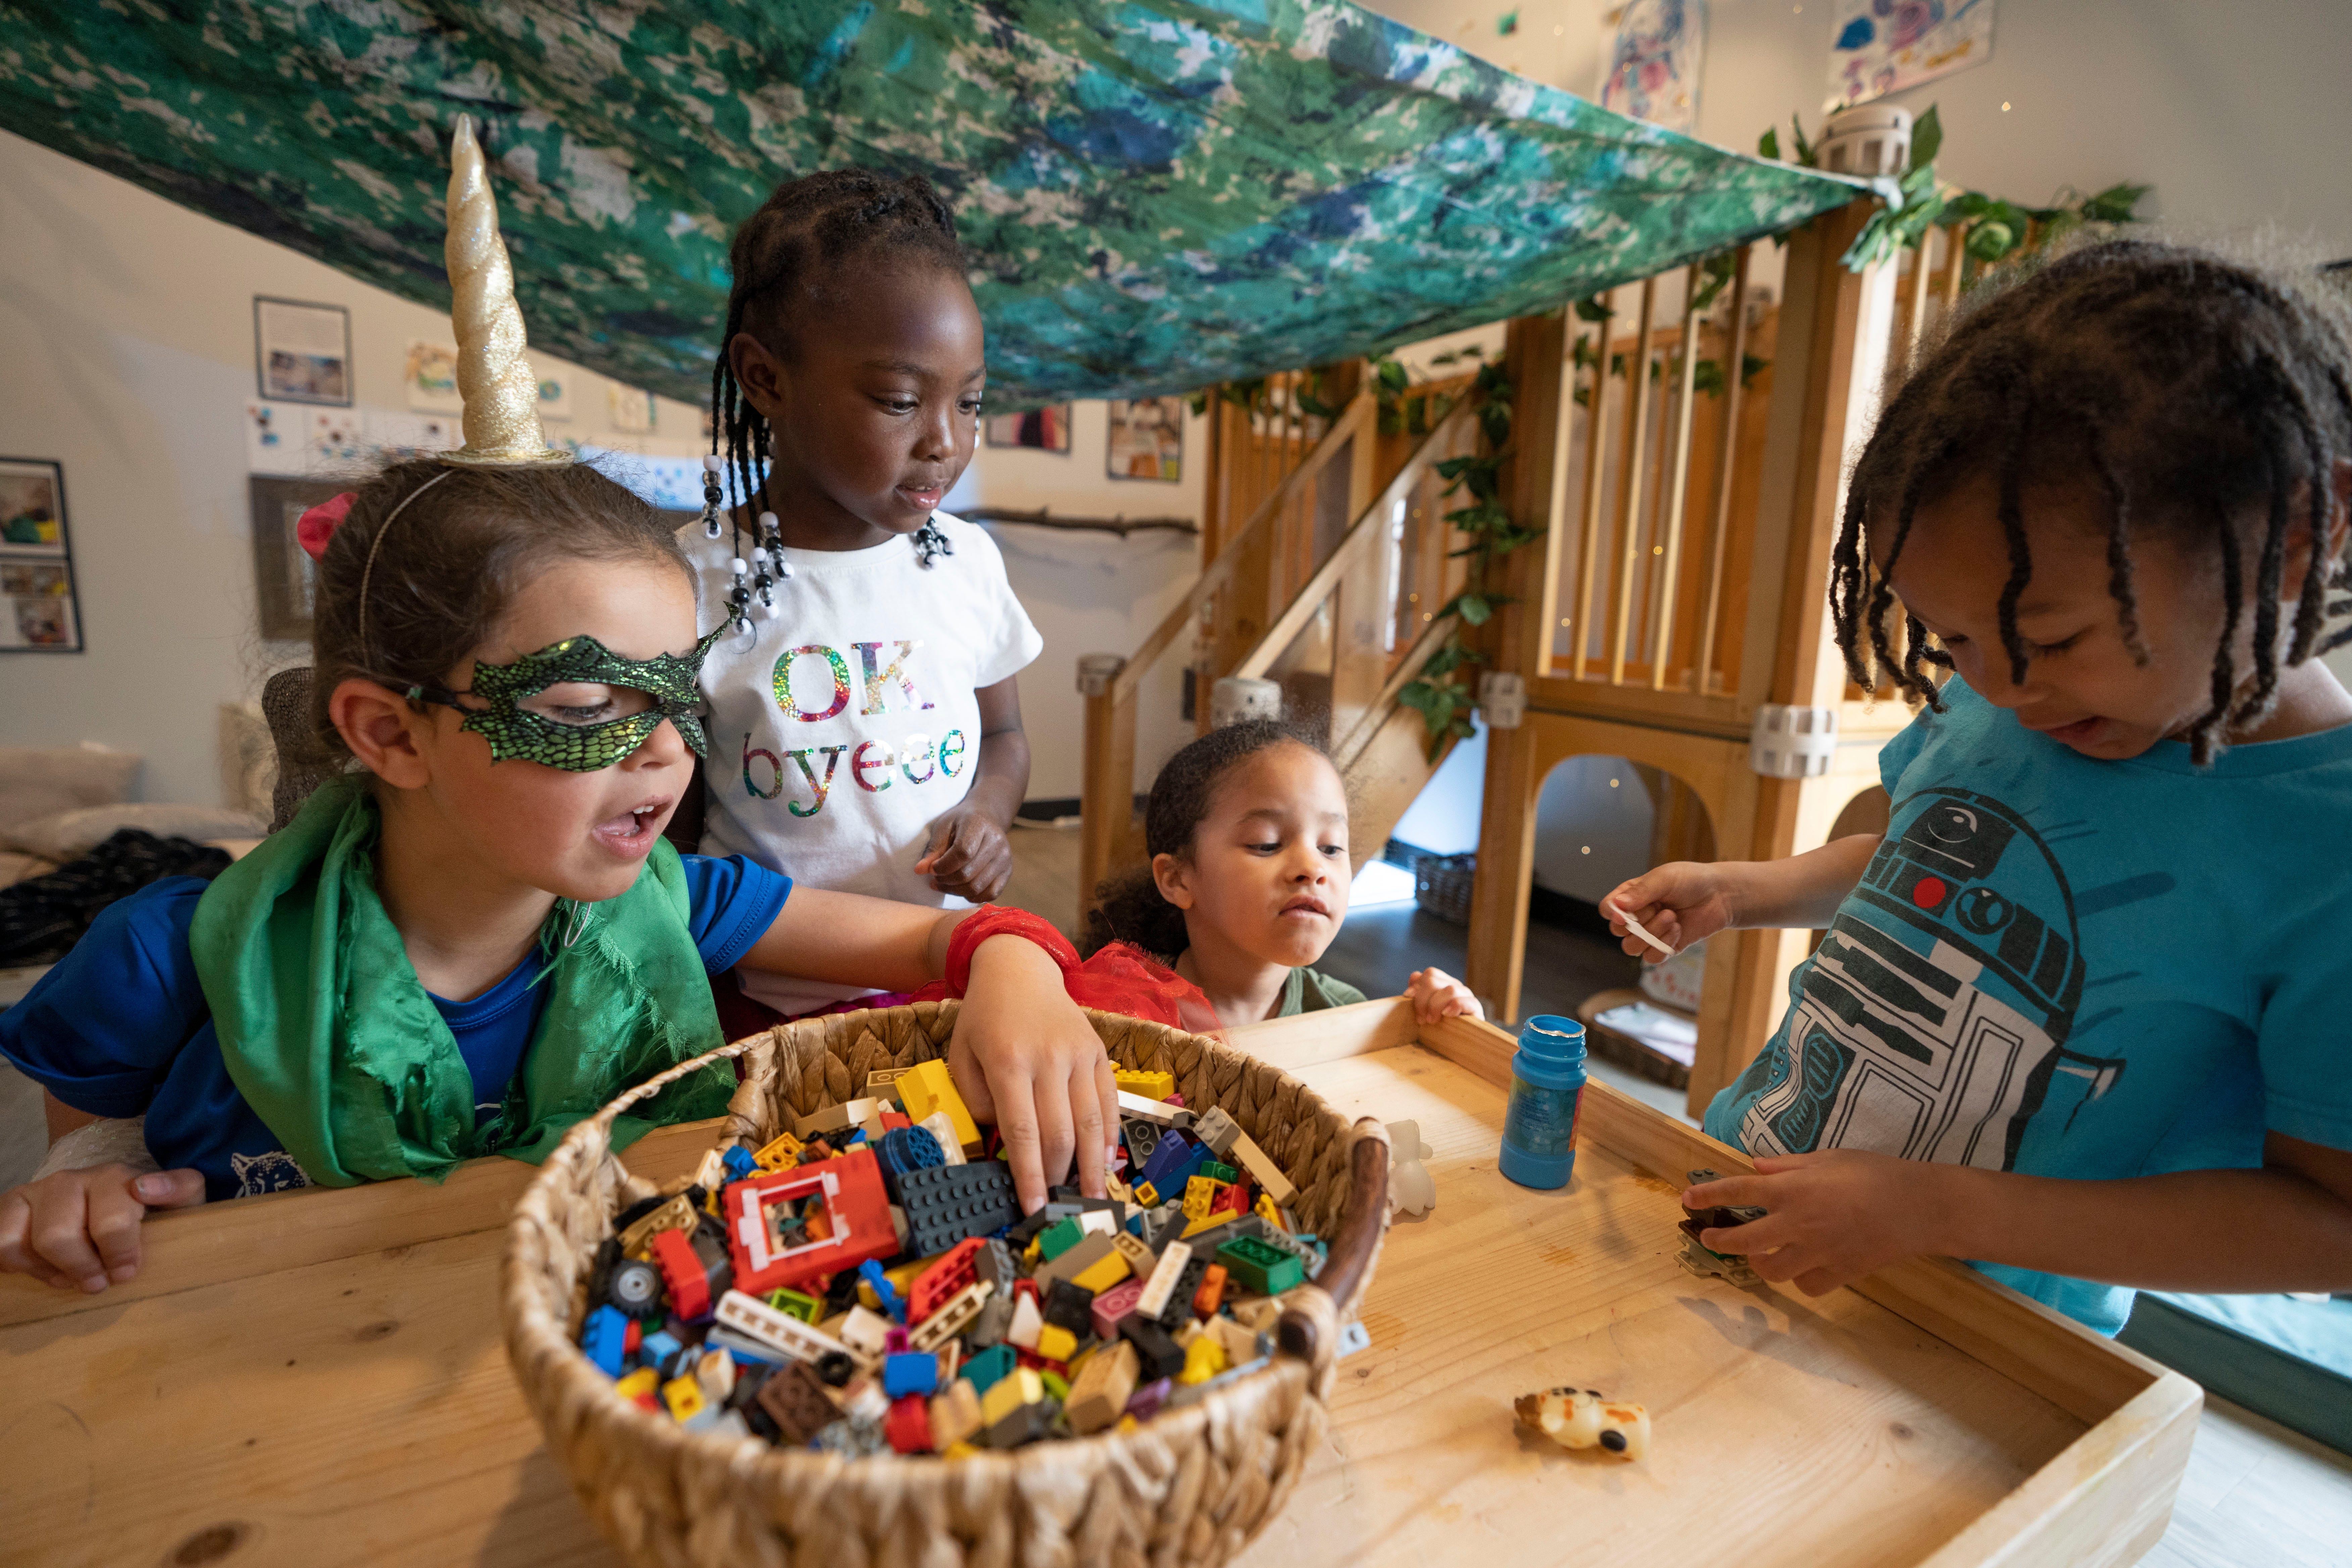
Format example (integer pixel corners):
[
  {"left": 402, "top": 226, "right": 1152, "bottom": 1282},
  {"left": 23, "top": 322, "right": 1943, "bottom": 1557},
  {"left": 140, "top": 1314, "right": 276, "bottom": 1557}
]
[{"left": 409, "top": 626, "right": 724, "bottom": 771}]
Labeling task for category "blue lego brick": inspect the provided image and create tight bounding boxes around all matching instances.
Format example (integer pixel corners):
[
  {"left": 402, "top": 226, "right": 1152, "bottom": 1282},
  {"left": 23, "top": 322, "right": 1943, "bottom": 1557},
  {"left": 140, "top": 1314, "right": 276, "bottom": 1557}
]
[
  {"left": 581, "top": 1305, "right": 629, "bottom": 1377},
  {"left": 860, "top": 1258, "right": 908, "bottom": 1324},
  {"left": 896, "top": 1160, "right": 1022, "bottom": 1256},
  {"left": 721, "top": 1144, "right": 760, "bottom": 1182},
  {"left": 883, "top": 1351, "right": 940, "bottom": 1399},
  {"left": 1138, "top": 1129, "right": 1196, "bottom": 1188},
  {"left": 875, "top": 1124, "right": 945, "bottom": 1202},
  {"left": 639, "top": 1329, "right": 683, "bottom": 1368}
]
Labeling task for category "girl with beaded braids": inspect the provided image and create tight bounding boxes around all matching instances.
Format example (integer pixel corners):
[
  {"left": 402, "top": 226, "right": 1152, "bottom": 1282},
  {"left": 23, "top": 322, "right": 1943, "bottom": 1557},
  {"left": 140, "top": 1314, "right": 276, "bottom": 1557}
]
[
  {"left": 1601, "top": 236, "right": 2352, "bottom": 1332},
  {"left": 0, "top": 125, "right": 1116, "bottom": 1298},
  {"left": 683, "top": 169, "right": 1044, "bottom": 1031}
]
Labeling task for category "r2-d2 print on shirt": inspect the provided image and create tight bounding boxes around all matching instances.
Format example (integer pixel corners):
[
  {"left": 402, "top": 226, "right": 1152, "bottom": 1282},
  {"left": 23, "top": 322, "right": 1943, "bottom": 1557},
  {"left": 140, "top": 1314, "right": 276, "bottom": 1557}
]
[{"left": 1739, "top": 789, "right": 2125, "bottom": 1171}]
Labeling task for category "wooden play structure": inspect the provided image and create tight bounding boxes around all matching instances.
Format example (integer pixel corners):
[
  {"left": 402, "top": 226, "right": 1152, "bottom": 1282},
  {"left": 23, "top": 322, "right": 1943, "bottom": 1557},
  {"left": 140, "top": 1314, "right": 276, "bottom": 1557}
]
[{"left": 1081, "top": 197, "right": 1980, "bottom": 1116}]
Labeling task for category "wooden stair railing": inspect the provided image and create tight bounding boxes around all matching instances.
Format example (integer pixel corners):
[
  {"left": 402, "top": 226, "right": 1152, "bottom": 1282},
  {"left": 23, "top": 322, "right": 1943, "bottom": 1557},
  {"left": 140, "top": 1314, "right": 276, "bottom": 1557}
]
[{"left": 1077, "top": 378, "right": 1485, "bottom": 916}]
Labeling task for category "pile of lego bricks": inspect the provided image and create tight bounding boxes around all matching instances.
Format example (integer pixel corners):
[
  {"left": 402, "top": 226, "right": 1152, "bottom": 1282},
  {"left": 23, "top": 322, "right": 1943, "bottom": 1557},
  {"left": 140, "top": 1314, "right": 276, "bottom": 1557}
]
[{"left": 572, "top": 1060, "right": 1330, "bottom": 1457}]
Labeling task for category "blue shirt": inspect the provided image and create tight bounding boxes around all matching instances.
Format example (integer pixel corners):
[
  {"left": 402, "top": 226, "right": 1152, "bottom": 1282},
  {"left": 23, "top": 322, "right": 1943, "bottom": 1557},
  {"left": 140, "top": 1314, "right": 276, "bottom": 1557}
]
[
  {"left": 1706, "top": 678, "right": 2352, "bottom": 1334},
  {"left": 1, "top": 854, "right": 789, "bottom": 1200}
]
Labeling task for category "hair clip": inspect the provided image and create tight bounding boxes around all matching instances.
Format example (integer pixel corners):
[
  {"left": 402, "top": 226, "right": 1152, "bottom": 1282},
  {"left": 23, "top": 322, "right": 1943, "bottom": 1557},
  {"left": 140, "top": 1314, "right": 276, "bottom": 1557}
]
[{"left": 296, "top": 493, "right": 358, "bottom": 561}]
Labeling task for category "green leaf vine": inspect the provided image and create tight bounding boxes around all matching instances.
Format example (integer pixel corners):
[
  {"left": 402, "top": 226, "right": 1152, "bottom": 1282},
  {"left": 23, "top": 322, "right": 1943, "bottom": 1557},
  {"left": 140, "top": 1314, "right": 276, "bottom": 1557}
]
[
  {"left": 1394, "top": 355, "right": 1529, "bottom": 760},
  {"left": 1762, "top": 105, "right": 2150, "bottom": 277}
]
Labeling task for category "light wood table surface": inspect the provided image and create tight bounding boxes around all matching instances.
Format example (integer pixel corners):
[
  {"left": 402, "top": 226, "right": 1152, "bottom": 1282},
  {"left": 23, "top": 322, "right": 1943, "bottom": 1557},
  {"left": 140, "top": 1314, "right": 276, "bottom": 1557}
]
[{"left": 0, "top": 1003, "right": 2194, "bottom": 1568}]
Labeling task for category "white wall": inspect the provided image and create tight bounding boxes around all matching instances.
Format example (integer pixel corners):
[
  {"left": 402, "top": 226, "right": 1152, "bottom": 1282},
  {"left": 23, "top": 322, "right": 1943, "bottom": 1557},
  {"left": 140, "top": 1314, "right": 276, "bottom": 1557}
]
[
  {"left": 0, "top": 130, "right": 706, "bottom": 804},
  {"left": 946, "top": 401, "right": 1210, "bottom": 800},
  {"left": 1362, "top": 0, "right": 2352, "bottom": 245}
]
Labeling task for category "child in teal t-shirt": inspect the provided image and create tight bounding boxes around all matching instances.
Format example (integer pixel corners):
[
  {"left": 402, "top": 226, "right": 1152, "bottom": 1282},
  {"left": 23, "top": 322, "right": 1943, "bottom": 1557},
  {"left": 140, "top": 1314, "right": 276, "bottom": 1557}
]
[{"left": 1603, "top": 237, "right": 2352, "bottom": 1332}]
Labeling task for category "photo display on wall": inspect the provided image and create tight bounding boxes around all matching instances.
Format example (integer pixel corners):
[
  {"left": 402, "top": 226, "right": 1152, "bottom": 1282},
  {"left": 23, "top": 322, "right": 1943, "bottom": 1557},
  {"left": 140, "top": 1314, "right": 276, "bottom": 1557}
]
[
  {"left": 0, "top": 457, "right": 83, "bottom": 652},
  {"left": 984, "top": 403, "right": 1072, "bottom": 452},
  {"left": 1106, "top": 396, "right": 1184, "bottom": 482},
  {"left": 247, "top": 475, "right": 352, "bottom": 642},
  {"left": 253, "top": 296, "right": 352, "bottom": 406}
]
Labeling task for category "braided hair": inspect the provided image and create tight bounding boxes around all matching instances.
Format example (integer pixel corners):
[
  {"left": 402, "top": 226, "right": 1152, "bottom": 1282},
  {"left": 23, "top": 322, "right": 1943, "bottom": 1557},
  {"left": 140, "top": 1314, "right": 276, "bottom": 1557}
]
[
  {"left": 1830, "top": 236, "right": 2352, "bottom": 765},
  {"left": 705, "top": 169, "right": 969, "bottom": 620},
  {"left": 1082, "top": 720, "right": 1334, "bottom": 960}
]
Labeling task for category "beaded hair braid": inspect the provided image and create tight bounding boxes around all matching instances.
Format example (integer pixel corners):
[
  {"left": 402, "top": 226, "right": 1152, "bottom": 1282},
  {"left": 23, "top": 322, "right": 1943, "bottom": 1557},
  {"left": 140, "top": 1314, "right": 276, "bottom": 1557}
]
[
  {"left": 1829, "top": 237, "right": 2352, "bottom": 765},
  {"left": 702, "top": 169, "right": 970, "bottom": 629}
]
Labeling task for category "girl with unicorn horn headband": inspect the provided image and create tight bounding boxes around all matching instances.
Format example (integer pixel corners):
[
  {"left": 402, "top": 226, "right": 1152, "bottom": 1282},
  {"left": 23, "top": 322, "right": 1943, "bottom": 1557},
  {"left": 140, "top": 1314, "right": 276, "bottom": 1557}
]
[{"left": 0, "top": 116, "right": 1121, "bottom": 1296}]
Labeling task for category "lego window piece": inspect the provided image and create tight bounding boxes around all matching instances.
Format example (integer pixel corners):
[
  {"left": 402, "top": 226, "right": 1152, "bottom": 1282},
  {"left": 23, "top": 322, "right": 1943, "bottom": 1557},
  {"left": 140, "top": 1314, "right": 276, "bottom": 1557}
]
[
  {"left": 725, "top": 1151, "right": 896, "bottom": 1296},
  {"left": 1514, "top": 1386, "right": 1651, "bottom": 1462}
]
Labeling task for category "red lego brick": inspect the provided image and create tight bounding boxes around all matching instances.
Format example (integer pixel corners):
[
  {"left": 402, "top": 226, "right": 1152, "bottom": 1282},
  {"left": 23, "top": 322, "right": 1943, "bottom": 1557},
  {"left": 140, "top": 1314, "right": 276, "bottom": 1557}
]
[
  {"left": 1209, "top": 1180, "right": 1251, "bottom": 1218},
  {"left": 908, "top": 1237, "right": 984, "bottom": 1325},
  {"left": 885, "top": 1392, "right": 934, "bottom": 1454},
  {"left": 725, "top": 1149, "right": 896, "bottom": 1296},
  {"left": 649, "top": 1228, "right": 711, "bottom": 1320}
]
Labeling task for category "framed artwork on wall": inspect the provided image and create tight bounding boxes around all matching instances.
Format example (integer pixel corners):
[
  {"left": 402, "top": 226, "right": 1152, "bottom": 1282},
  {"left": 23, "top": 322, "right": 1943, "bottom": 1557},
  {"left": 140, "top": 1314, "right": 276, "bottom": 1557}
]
[
  {"left": 985, "top": 404, "right": 1073, "bottom": 452},
  {"left": 254, "top": 296, "right": 352, "bottom": 406},
  {"left": 248, "top": 474, "right": 350, "bottom": 642},
  {"left": 0, "top": 456, "right": 83, "bottom": 652},
  {"left": 1106, "top": 396, "right": 1184, "bottom": 482}
]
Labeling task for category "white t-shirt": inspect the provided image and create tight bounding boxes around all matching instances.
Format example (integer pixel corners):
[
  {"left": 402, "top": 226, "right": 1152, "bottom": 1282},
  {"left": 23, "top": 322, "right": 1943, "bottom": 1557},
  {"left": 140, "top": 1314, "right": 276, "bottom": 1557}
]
[{"left": 680, "top": 511, "right": 1042, "bottom": 1017}]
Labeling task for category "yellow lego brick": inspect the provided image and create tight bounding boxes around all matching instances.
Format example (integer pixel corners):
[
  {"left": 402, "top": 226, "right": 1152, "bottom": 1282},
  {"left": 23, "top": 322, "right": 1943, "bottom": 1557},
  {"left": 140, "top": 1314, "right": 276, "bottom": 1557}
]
[
  {"left": 614, "top": 1367, "right": 658, "bottom": 1402},
  {"left": 980, "top": 1366, "right": 1044, "bottom": 1427},
  {"left": 1255, "top": 1191, "right": 1287, "bottom": 1231},
  {"left": 1176, "top": 1334, "right": 1227, "bottom": 1386},
  {"left": 898, "top": 1059, "right": 980, "bottom": 1153},
  {"left": 1069, "top": 1247, "right": 1133, "bottom": 1297},
  {"left": 942, "top": 1441, "right": 982, "bottom": 1459},
  {"left": 1133, "top": 1181, "right": 1160, "bottom": 1208},
  {"left": 1034, "top": 1323, "right": 1077, "bottom": 1364},
  {"left": 1113, "top": 1068, "right": 1175, "bottom": 1101},
  {"left": 662, "top": 1373, "right": 707, "bottom": 1421},
  {"left": 1181, "top": 1211, "right": 1238, "bottom": 1241},
  {"left": 1182, "top": 1175, "right": 1221, "bottom": 1220},
  {"left": 752, "top": 1131, "right": 804, "bottom": 1172},
  {"left": 1115, "top": 1414, "right": 1139, "bottom": 1435}
]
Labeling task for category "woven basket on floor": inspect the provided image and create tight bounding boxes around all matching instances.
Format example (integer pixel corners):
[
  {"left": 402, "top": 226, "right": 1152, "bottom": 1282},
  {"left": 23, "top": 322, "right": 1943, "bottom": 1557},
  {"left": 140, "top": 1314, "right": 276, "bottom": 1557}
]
[{"left": 502, "top": 1000, "right": 1393, "bottom": 1568}]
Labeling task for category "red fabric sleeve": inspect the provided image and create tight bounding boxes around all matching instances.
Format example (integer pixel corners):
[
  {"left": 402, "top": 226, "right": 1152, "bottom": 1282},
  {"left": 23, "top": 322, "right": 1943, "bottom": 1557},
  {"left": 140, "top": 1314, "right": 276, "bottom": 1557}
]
[{"left": 942, "top": 905, "right": 1081, "bottom": 997}]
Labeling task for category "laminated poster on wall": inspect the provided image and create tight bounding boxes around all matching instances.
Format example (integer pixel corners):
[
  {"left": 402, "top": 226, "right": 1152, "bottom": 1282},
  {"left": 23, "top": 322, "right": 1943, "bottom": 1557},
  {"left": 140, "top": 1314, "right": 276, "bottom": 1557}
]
[
  {"left": 1825, "top": 0, "right": 1994, "bottom": 112},
  {"left": 608, "top": 385, "right": 657, "bottom": 434},
  {"left": 1597, "top": 0, "right": 1706, "bottom": 133},
  {"left": 253, "top": 296, "right": 352, "bottom": 407},
  {"left": 1106, "top": 397, "right": 1183, "bottom": 483},
  {"left": 404, "top": 339, "right": 464, "bottom": 414},
  {"left": 0, "top": 456, "right": 83, "bottom": 652},
  {"left": 536, "top": 373, "right": 574, "bottom": 422},
  {"left": 985, "top": 403, "right": 1072, "bottom": 452}
]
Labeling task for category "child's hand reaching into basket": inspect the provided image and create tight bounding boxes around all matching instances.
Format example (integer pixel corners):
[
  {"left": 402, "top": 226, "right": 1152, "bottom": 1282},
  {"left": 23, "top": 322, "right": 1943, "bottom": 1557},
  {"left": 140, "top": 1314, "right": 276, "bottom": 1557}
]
[{"left": 948, "top": 933, "right": 1121, "bottom": 1213}]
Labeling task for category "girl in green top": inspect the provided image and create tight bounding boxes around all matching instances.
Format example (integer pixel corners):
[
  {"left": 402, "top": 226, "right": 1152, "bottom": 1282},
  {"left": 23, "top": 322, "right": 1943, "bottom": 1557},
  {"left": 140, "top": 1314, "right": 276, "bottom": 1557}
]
[{"left": 1085, "top": 721, "right": 1481, "bottom": 1030}]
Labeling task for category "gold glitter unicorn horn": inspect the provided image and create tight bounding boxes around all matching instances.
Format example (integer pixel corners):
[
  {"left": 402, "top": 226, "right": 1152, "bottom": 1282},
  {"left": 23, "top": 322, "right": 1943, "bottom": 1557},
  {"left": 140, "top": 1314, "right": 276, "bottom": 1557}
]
[{"left": 438, "top": 114, "right": 569, "bottom": 467}]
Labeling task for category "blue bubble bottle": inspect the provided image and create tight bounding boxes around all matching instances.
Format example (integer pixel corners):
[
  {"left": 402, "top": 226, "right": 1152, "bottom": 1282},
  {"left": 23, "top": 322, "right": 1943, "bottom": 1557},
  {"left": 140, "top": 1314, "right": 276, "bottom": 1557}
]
[{"left": 1498, "top": 1015, "right": 1588, "bottom": 1190}]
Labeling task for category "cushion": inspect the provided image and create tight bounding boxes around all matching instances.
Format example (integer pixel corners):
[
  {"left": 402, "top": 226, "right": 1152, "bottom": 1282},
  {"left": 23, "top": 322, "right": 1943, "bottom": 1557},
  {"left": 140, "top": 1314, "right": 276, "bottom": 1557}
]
[
  {"left": 11, "top": 803, "right": 268, "bottom": 863},
  {"left": 0, "top": 746, "right": 140, "bottom": 842}
]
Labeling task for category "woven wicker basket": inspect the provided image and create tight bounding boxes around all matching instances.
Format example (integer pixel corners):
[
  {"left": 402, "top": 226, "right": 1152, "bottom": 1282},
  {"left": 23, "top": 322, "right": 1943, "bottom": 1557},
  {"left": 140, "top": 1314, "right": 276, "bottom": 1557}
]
[{"left": 502, "top": 1000, "right": 1392, "bottom": 1568}]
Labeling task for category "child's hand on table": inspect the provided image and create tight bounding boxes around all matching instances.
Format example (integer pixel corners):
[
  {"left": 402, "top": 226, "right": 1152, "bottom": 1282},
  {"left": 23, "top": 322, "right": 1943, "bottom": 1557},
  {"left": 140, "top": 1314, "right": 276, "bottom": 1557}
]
[
  {"left": 1601, "top": 862, "right": 1738, "bottom": 963},
  {"left": 916, "top": 806, "right": 1015, "bottom": 902},
  {"left": 1405, "top": 966, "right": 1483, "bottom": 1022},
  {"left": 0, "top": 1165, "right": 206, "bottom": 1292},
  {"left": 1683, "top": 1151, "right": 1932, "bottom": 1295},
  {"left": 946, "top": 933, "right": 1120, "bottom": 1214}
]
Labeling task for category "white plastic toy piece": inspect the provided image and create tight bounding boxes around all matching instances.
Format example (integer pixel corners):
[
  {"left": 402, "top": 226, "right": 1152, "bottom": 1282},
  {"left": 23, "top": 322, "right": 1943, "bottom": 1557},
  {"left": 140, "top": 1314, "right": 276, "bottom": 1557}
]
[
  {"left": 1603, "top": 898, "right": 1677, "bottom": 959},
  {"left": 714, "top": 1290, "right": 862, "bottom": 1367},
  {"left": 1514, "top": 1386, "right": 1651, "bottom": 1461},
  {"left": 917, "top": 1111, "right": 967, "bottom": 1165},
  {"left": 1386, "top": 1121, "right": 1437, "bottom": 1217}
]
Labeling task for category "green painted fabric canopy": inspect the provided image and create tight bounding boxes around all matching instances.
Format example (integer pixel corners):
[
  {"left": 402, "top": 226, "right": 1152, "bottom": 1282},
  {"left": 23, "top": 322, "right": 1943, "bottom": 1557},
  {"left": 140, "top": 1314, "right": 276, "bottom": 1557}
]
[{"left": 0, "top": 0, "right": 1863, "bottom": 410}]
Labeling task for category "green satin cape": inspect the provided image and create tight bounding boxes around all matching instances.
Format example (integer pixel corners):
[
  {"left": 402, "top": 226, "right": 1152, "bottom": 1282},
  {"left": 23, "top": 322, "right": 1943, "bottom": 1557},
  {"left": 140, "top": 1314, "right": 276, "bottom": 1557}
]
[{"left": 188, "top": 777, "right": 733, "bottom": 1185}]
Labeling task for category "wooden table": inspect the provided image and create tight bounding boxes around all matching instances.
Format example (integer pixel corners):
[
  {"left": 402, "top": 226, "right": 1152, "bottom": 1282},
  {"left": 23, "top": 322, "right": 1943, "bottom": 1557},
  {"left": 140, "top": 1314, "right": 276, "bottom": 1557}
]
[{"left": 0, "top": 1003, "right": 2196, "bottom": 1568}]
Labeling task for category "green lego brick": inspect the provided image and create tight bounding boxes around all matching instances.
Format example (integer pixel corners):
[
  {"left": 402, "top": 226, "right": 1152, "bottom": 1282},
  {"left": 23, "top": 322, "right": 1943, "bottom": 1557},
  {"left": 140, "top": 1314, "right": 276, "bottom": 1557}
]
[
  {"left": 1215, "top": 1234, "right": 1304, "bottom": 1296},
  {"left": 1038, "top": 1216, "right": 1088, "bottom": 1262}
]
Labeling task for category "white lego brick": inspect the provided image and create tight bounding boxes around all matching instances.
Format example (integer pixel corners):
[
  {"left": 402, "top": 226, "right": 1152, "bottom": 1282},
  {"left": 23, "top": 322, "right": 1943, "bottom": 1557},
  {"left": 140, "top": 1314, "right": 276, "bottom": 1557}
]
[
  {"left": 714, "top": 1290, "right": 859, "bottom": 1367},
  {"left": 909, "top": 1280, "right": 993, "bottom": 1354},
  {"left": 1135, "top": 1240, "right": 1193, "bottom": 1319},
  {"left": 1006, "top": 1291, "right": 1044, "bottom": 1351}
]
